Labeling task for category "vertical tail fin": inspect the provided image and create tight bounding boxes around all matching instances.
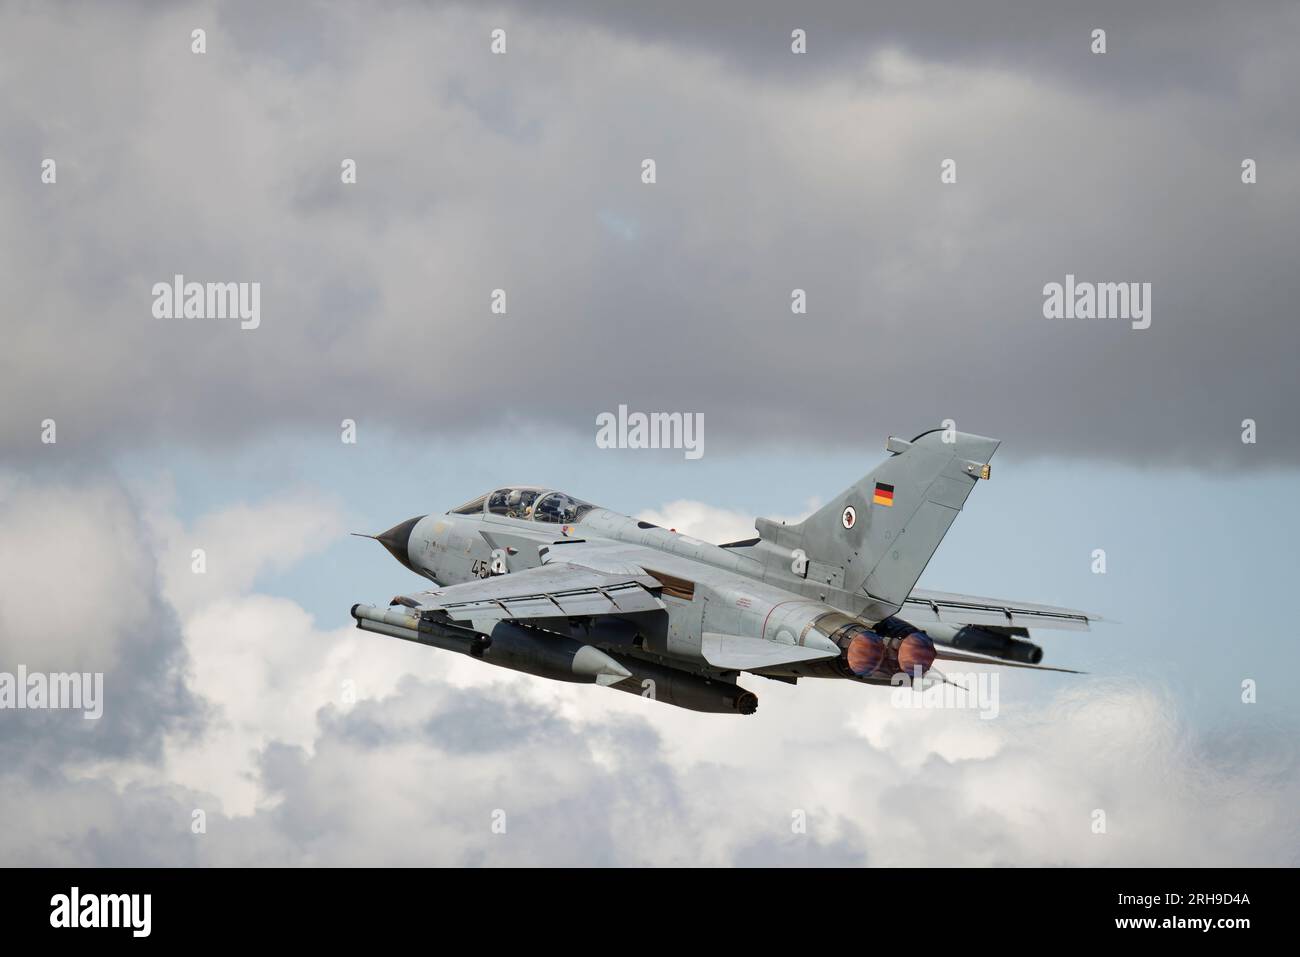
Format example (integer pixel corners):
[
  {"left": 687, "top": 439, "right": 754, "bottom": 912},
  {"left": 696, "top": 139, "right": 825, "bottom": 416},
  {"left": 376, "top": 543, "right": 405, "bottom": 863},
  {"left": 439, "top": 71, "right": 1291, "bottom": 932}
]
[{"left": 760, "top": 430, "right": 999, "bottom": 617}]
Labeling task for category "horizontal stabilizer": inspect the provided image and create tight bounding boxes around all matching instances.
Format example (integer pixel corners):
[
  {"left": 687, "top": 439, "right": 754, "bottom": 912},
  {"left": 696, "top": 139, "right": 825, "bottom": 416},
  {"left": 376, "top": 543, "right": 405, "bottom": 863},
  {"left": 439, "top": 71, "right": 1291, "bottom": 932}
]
[{"left": 701, "top": 632, "right": 839, "bottom": 671}]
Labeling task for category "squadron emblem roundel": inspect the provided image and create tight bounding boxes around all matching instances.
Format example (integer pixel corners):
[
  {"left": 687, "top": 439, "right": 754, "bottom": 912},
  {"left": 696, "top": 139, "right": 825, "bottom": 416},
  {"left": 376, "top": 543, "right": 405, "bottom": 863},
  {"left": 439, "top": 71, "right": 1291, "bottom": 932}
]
[{"left": 842, "top": 505, "right": 856, "bottom": 529}]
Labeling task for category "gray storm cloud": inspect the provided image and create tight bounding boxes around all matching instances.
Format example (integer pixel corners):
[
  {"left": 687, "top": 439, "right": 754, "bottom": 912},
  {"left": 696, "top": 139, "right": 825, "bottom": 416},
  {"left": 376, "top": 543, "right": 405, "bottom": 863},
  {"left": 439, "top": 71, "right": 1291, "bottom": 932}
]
[{"left": 2, "top": 1, "right": 1297, "bottom": 466}]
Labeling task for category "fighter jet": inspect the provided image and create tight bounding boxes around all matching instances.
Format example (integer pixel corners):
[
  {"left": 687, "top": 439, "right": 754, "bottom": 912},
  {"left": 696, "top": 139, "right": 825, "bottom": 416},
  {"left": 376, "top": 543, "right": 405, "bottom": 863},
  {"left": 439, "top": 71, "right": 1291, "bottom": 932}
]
[{"left": 351, "top": 429, "right": 1099, "bottom": 714}]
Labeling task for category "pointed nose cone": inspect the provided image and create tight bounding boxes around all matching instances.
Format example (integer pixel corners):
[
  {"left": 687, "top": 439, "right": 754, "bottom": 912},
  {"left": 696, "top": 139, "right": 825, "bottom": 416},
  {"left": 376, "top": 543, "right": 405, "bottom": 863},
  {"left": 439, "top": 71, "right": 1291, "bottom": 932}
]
[{"left": 375, "top": 516, "right": 424, "bottom": 571}]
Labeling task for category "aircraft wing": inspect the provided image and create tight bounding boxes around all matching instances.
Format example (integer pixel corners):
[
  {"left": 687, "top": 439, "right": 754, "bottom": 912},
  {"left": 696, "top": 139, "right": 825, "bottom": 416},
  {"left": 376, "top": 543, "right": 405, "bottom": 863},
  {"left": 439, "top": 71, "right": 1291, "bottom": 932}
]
[
  {"left": 393, "top": 561, "right": 666, "bottom": 624},
  {"left": 902, "top": 588, "right": 1100, "bottom": 632}
]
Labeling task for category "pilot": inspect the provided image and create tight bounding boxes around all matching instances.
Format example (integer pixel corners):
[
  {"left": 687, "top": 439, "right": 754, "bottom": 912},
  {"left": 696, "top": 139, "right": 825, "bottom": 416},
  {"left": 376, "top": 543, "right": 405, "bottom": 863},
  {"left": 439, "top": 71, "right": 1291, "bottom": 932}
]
[{"left": 506, "top": 489, "right": 533, "bottom": 519}]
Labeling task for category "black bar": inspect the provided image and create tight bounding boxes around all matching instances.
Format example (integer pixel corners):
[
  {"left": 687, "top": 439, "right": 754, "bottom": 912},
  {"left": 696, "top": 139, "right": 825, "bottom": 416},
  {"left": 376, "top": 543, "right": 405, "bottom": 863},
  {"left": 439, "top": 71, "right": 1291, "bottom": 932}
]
[{"left": 1, "top": 867, "right": 1291, "bottom": 943}]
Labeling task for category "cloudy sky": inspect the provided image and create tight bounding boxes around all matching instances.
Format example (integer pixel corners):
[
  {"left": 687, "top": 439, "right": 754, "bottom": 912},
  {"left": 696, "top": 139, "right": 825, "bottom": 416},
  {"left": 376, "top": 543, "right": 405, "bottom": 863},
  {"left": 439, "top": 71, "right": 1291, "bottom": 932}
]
[{"left": 1, "top": 0, "right": 1297, "bottom": 865}]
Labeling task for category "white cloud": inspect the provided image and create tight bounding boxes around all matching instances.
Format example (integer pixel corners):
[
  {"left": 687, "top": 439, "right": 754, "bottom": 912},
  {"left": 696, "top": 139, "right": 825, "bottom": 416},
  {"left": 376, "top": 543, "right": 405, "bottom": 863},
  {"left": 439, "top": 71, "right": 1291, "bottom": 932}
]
[
  {"left": 0, "top": 480, "right": 160, "bottom": 672},
  {"left": 147, "top": 490, "right": 347, "bottom": 616},
  {"left": 179, "top": 672, "right": 1300, "bottom": 866}
]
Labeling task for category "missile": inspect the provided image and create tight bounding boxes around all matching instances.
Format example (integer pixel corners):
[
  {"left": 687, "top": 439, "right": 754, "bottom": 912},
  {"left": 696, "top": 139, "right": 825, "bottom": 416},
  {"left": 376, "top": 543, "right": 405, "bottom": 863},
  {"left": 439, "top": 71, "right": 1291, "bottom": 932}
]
[
  {"left": 351, "top": 602, "right": 482, "bottom": 652},
  {"left": 351, "top": 604, "right": 629, "bottom": 683},
  {"left": 350, "top": 603, "right": 755, "bottom": 713}
]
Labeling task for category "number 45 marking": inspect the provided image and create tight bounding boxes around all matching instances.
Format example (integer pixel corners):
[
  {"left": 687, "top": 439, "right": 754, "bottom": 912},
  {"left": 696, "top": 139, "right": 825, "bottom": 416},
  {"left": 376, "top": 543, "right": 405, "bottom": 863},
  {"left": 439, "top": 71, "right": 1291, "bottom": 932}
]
[{"left": 472, "top": 549, "right": 510, "bottom": 578}]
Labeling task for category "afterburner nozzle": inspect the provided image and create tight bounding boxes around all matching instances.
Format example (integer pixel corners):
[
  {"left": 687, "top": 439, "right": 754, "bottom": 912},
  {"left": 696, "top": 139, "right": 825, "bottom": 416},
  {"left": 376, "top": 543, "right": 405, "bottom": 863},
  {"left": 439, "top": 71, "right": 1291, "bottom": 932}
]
[
  {"left": 845, "top": 628, "right": 885, "bottom": 676},
  {"left": 897, "top": 631, "right": 937, "bottom": 676}
]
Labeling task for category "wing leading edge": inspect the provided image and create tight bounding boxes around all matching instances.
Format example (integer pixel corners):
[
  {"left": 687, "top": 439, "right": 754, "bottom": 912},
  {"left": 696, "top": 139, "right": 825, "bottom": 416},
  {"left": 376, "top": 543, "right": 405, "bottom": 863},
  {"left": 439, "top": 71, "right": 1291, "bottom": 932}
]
[{"left": 393, "top": 560, "right": 666, "bottom": 624}]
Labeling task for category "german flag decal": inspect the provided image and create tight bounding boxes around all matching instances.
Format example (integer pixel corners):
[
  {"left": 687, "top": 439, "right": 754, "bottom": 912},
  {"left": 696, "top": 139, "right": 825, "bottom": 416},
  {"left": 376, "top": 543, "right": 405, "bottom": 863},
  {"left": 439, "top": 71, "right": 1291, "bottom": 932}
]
[{"left": 873, "top": 482, "right": 895, "bottom": 507}]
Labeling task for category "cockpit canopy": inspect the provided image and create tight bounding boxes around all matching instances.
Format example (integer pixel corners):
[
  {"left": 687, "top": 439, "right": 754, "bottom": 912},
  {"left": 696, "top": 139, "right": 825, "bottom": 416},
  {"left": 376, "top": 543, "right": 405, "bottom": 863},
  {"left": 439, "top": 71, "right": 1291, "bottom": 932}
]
[{"left": 449, "top": 487, "right": 596, "bottom": 525}]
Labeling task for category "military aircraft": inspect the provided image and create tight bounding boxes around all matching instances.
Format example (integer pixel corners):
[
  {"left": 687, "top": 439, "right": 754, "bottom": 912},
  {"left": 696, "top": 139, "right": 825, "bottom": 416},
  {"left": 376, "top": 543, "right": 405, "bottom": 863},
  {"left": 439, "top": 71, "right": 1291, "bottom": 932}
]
[{"left": 351, "top": 429, "right": 1099, "bottom": 714}]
